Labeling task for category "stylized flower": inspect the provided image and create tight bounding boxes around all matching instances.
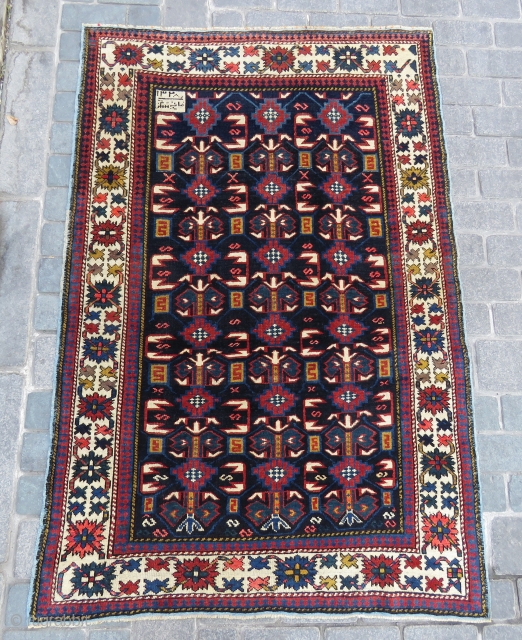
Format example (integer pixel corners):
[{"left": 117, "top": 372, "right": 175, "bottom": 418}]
[
  {"left": 70, "top": 561, "right": 116, "bottom": 597},
  {"left": 361, "top": 554, "right": 402, "bottom": 588},
  {"left": 401, "top": 166, "right": 429, "bottom": 191},
  {"left": 414, "top": 328, "right": 445, "bottom": 355},
  {"left": 333, "top": 46, "right": 363, "bottom": 71},
  {"left": 324, "top": 242, "right": 360, "bottom": 275},
  {"left": 319, "top": 99, "right": 353, "bottom": 134},
  {"left": 184, "top": 175, "right": 217, "bottom": 206},
  {"left": 258, "top": 384, "right": 297, "bottom": 417},
  {"left": 327, "top": 315, "right": 365, "bottom": 344},
  {"left": 172, "top": 458, "right": 218, "bottom": 492},
  {"left": 421, "top": 447, "right": 456, "bottom": 480},
  {"left": 82, "top": 336, "right": 118, "bottom": 363},
  {"left": 395, "top": 109, "right": 424, "bottom": 138},
  {"left": 419, "top": 385, "right": 450, "bottom": 415},
  {"left": 254, "top": 240, "right": 293, "bottom": 273},
  {"left": 99, "top": 104, "right": 129, "bottom": 135},
  {"left": 185, "top": 98, "right": 219, "bottom": 135},
  {"left": 92, "top": 221, "right": 123, "bottom": 246},
  {"left": 181, "top": 241, "right": 220, "bottom": 275},
  {"left": 179, "top": 387, "right": 217, "bottom": 418},
  {"left": 254, "top": 314, "right": 295, "bottom": 346},
  {"left": 253, "top": 459, "right": 298, "bottom": 491},
  {"left": 331, "top": 383, "right": 368, "bottom": 412},
  {"left": 78, "top": 392, "right": 114, "bottom": 421},
  {"left": 72, "top": 451, "right": 110, "bottom": 485},
  {"left": 254, "top": 98, "right": 289, "bottom": 134},
  {"left": 173, "top": 557, "right": 218, "bottom": 590},
  {"left": 262, "top": 46, "right": 296, "bottom": 73},
  {"left": 181, "top": 318, "right": 221, "bottom": 348},
  {"left": 410, "top": 276, "right": 440, "bottom": 301},
  {"left": 321, "top": 174, "right": 355, "bottom": 204},
  {"left": 65, "top": 519, "right": 105, "bottom": 558},
  {"left": 189, "top": 47, "right": 221, "bottom": 72},
  {"left": 87, "top": 279, "right": 121, "bottom": 309},
  {"left": 422, "top": 512, "right": 459, "bottom": 553},
  {"left": 256, "top": 173, "right": 289, "bottom": 204},
  {"left": 113, "top": 43, "right": 144, "bottom": 66},
  {"left": 330, "top": 456, "right": 372, "bottom": 489},
  {"left": 406, "top": 219, "right": 433, "bottom": 244},
  {"left": 95, "top": 165, "right": 126, "bottom": 191},
  {"left": 274, "top": 554, "right": 317, "bottom": 590}
]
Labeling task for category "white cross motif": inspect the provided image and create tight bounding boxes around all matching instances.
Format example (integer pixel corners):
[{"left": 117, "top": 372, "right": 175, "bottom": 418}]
[
  {"left": 265, "top": 324, "right": 284, "bottom": 338},
  {"left": 192, "top": 250, "right": 209, "bottom": 266},
  {"left": 193, "top": 184, "right": 210, "bottom": 198},
  {"left": 192, "top": 327, "right": 209, "bottom": 342},
  {"left": 267, "top": 466, "right": 286, "bottom": 481},
  {"left": 264, "top": 181, "right": 280, "bottom": 196},
  {"left": 333, "top": 250, "right": 350, "bottom": 265},
  {"left": 194, "top": 108, "right": 211, "bottom": 124},
  {"left": 189, "top": 394, "right": 207, "bottom": 408},
  {"left": 185, "top": 467, "right": 204, "bottom": 482},
  {"left": 263, "top": 107, "right": 279, "bottom": 122},
  {"left": 269, "top": 394, "right": 286, "bottom": 407}
]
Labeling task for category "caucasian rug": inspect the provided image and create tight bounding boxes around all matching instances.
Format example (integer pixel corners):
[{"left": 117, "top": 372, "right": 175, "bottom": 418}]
[{"left": 32, "top": 28, "right": 487, "bottom": 620}]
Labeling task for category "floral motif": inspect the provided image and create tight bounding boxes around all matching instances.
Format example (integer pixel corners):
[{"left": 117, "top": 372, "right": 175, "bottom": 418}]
[
  {"left": 406, "top": 219, "right": 433, "bottom": 244},
  {"left": 189, "top": 47, "right": 221, "bottom": 73},
  {"left": 65, "top": 519, "right": 105, "bottom": 558},
  {"left": 173, "top": 558, "right": 218, "bottom": 590},
  {"left": 262, "top": 46, "right": 296, "bottom": 73},
  {"left": 419, "top": 385, "right": 450, "bottom": 415},
  {"left": 332, "top": 46, "right": 363, "bottom": 71},
  {"left": 401, "top": 166, "right": 429, "bottom": 191},
  {"left": 422, "top": 512, "right": 459, "bottom": 553},
  {"left": 395, "top": 109, "right": 424, "bottom": 138},
  {"left": 70, "top": 562, "right": 116, "bottom": 597},
  {"left": 99, "top": 104, "right": 129, "bottom": 135},
  {"left": 95, "top": 165, "right": 126, "bottom": 191},
  {"left": 92, "top": 221, "right": 123, "bottom": 247},
  {"left": 78, "top": 392, "right": 114, "bottom": 421},
  {"left": 274, "top": 555, "right": 317, "bottom": 590},
  {"left": 361, "top": 555, "right": 402, "bottom": 588},
  {"left": 113, "top": 43, "right": 144, "bottom": 66}
]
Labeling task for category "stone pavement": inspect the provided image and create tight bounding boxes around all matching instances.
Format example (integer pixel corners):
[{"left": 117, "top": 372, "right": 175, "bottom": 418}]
[{"left": 0, "top": 0, "right": 521, "bottom": 637}]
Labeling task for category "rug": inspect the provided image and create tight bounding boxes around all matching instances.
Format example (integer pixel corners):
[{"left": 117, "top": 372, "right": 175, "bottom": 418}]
[{"left": 31, "top": 28, "right": 487, "bottom": 621}]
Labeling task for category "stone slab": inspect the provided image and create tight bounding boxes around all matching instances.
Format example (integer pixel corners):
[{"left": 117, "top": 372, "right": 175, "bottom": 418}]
[
  {"left": 0, "top": 375, "right": 24, "bottom": 562},
  {"left": 477, "top": 435, "right": 522, "bottom": 473},
  {"left": 33, "top": 336, "right": 58, "bottom": 388},
  {"left": 0, "top": 52, "right": 55, "bottom": 197},
  {"left": 10, "top": 0, "right": 60, "bottom": 47},
  {"left": 501, "top": 395, "right": 522, "bottom": 431},
  {"left": 404, "top": 626, "right": 477, "bottom": 640},
  {"left": 489, "top": 579, "right": 517, "bottom": 620},
  {"left": 131, "top": 619, "right": 195, "bottom": 640},
  {"left": 0, "top": 201, "right": 39, "bottom": 367},
  {"left": 16, "top": 474, "right": 45, "bottom": 516},
  {"left": 492, "top": 517, "right": 522, "bottom": 574},
  {"left": 14, "top": 520, "right": 39, "bottom": 579},
  {"left": 34, "top": 295, "right": 61, "bottom": 332},
  {"left": 5, "top": 582, "right": 29, "bottom": 629},
  {"left": 326, "top": 627, "right": 400, "bottom": 640},
  {"left": 20, "top": 432, "right": 50, "bottom": 473},
  {"left": 480, "top": 474, "right": 506, "bottom": 512},
  {"left": 25, "top": 391, "right": 53, "bottom": 430},
  {"left": 476, "top": 341, "right": 522, "bottom": 391}
]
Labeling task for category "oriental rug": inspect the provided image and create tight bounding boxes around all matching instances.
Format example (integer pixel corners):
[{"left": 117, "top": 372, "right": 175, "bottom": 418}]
[{"left": 32, "top": 28, "right": 487, "bottom": 621}]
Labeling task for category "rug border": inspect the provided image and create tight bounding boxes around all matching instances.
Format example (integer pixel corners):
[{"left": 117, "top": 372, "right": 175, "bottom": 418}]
[{"left": 29, "top": 26, "right": 489, "bottom": 623}]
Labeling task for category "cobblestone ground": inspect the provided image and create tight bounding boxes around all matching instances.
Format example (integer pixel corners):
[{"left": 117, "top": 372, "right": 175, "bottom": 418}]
[{"left": 0, "top": 0, "right": 521, "bottom": 638}]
